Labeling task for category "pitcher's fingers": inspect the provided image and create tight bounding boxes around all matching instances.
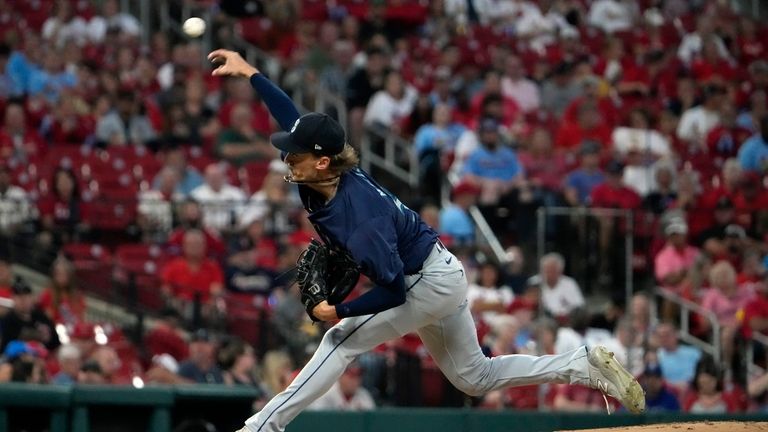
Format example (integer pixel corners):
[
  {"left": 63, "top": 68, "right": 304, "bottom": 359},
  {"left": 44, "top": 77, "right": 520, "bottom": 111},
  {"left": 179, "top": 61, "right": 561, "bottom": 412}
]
[{"left": 207, "top": 49, "right": 229, "bottom": 61}]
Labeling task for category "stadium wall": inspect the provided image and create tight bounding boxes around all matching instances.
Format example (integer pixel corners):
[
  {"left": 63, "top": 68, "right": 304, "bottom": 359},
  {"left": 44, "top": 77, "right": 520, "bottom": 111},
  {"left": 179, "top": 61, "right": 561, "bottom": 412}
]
[{"left": 2, "top": 384, "right": 768, "bottom": 432}]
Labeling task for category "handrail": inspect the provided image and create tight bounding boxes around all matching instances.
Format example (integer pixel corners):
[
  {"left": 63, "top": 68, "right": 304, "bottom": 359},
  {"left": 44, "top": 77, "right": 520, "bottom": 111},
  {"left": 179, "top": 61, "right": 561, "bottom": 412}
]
[
  {"left": 445, "top": 172, "right": 508, "bottom": 264},
  {"left": 652, "top": 287, "right": 722, "bottom": 365},
  {"left": 360, "top": 127, "right": 420, "bottom": 188},
  {"left": 747, "top": 332, "right": 768, "bottom": 379}
]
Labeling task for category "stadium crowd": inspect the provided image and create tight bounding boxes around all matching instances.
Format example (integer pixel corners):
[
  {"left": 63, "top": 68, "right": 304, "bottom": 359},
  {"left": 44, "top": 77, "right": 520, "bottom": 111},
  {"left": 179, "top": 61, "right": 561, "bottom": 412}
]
[{"left": 0, "top": 0, "right": 768, "bottom": 414}]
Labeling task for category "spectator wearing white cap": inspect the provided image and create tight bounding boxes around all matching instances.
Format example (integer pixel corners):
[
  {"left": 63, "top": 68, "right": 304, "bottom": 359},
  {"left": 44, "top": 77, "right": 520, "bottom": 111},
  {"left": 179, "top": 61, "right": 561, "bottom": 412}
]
[{"left": 654, "top": 220, "right": 700, "bottom": 320}]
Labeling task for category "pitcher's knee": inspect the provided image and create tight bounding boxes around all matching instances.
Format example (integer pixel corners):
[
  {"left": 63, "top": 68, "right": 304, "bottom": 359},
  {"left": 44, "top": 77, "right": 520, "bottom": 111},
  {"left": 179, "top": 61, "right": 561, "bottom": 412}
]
[{"left": 453, "top": 381, "right": 487, "bottom": 397}]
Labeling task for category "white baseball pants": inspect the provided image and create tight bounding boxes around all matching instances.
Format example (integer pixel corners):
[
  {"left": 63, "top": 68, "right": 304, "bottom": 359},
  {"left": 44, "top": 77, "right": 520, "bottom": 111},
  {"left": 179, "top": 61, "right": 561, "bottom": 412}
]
[{"left": 244, "top": 243, "right": 592, "bottom": 432}]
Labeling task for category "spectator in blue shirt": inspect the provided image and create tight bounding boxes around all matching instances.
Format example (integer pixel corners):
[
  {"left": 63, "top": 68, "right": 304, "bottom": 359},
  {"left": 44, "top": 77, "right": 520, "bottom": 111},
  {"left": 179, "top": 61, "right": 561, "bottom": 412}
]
[
  {"left": 27, "top": 50, "right": 77, "bottom": 104},
  {"left": 738, "top": 116, "right": 768, "bottom": 174},
  {"left": 415, "top": 103, "right": 466, "bottom": 203},
  {"left": 439, "top": 181, "right": 480, "bottom": 248},
  {"left": 655, "top": 322, "right": 702, "bottom": 392},
  {"left": 564, "top": 140, "right": 605, "bottom": 206},
  {"left": 642, "top": 363, "right": 681, "bottom": 412},
  {"left": 462, "top": 117, "right": 524, "bottom": 206}
]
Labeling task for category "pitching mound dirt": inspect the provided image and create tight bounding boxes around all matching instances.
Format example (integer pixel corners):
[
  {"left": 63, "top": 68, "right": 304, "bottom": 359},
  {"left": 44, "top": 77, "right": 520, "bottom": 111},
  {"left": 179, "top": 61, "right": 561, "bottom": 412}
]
[{"left": 567, "top": 422, "right": 768, "bottom": 431}]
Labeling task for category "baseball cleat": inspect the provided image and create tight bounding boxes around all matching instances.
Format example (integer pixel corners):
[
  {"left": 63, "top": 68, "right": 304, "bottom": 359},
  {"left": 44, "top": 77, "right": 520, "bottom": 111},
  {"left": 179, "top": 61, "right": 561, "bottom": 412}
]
[{"left": 587, "top": 346, "right": 646, "bottom": 414}]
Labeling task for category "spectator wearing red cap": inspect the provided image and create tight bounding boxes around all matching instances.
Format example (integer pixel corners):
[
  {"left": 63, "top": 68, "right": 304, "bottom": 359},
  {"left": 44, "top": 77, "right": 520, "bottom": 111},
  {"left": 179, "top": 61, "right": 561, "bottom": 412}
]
[
  {"left": 0, "top": 100, "right": 46, "bottom": 163},
  {"left": 160, "top": 229, "right": 224, "bottom": 318},
  {"left": 439, "top": 181, "right": 478, "bottom": 248},
  {"left": 38, "top": 256, "right": 86, "bottom": 326}
]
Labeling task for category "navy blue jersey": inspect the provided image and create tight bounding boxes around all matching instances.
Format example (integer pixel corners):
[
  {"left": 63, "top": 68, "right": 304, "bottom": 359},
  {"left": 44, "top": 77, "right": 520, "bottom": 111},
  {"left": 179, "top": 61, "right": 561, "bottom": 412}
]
[
  {"left": 299, "top": 168, "right": 438, "bottom": 285},
  {"left": 249, "top": 72, "right": 439, "bottom": 316}
]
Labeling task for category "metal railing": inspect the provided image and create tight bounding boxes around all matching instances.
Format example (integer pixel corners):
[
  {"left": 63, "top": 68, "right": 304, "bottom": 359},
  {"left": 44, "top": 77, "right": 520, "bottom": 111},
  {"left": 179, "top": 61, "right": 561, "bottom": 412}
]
[
  {"left": 746, "top": 331, "right": 768, "bottom": 380},
  {"left": 536, "top": 206, "right": 634, "bottom": 303},
  {"left": 651, "top": 287, "right": 722, "bottom": 366}
]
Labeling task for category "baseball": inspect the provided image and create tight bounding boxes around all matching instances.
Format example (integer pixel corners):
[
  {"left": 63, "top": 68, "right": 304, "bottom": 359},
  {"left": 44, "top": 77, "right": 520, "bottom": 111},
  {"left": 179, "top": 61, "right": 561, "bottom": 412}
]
[{"left": 183, "top": 17, "right": 206, "bottom": 37}]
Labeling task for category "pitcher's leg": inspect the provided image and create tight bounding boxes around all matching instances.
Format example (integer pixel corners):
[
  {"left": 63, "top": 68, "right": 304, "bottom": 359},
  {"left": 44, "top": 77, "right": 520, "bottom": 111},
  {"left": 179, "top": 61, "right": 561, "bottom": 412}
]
[
  {"left": 244, "top": 313, "right": 403, "bottom": 432},
  {"left": 417, "top": 300, "right": 590, "bottom": 396}
]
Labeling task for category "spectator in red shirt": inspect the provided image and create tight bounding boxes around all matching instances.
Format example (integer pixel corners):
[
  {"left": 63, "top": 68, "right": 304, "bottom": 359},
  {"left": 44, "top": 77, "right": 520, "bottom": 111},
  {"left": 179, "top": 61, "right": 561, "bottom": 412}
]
[
  {"left": 706, "top": 103, "right": 753, "bottom": 172},
  {"left": 144, "top": 306, "right": 189, "bottom": 362},
  {"left": 37, "top": 167, "right": 90, "bottom": 248},
  {"left": 590, "top": 160, "right": 642, "bottom": 210},
  {"left": 743, "top": 274, "right": 768, "bottom": 339},
  {"left": 683, "top": 355, "right": 740, "bottom": 413},
  {"left": 44, "top": 92, "right": 95, "bottom": 145},
  {"left": 166, "top": 199, "right": 226, "bottom": 258},
  {"left": 554, "top": 100, "right": 612, "bottom": 153},
  {"left": 0, "top": 100, "right": 46, "bottom": 163},
  {"left": 38, "top": 256, "right": 86, "bottom": 326},
  {"left": 160, "top": 229, "right": 224, "bottom": 320},
  {"left": 563, "top": 75, "right": 618, "bottom": 129},
  {"left": 690, "top": 35, "right": 738, "bottom": 83},
  {"left": 517, "top": 127, "right": 567, "bottom": 207},
  {"left": 0, "top": 258, "right": 12, "bottom": 304},
  {"left": 732, "top": 171, "right": 768, "bottom": 231}
]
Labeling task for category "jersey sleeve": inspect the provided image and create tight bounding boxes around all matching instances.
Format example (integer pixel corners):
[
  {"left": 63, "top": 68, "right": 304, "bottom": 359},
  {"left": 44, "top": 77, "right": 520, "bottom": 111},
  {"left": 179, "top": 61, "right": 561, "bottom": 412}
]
[
  {"left": 346, "top": 216, "right": 404, "bottom": 286},
  {"left": 249, "top": 73, "right": 301, "bottom": 132}
]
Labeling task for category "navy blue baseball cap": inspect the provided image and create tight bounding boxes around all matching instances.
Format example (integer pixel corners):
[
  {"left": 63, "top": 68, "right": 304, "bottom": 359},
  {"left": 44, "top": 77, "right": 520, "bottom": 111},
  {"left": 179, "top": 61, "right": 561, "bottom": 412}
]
[{"left": 270, "top": 113, "right": 346, "bottom": 156}]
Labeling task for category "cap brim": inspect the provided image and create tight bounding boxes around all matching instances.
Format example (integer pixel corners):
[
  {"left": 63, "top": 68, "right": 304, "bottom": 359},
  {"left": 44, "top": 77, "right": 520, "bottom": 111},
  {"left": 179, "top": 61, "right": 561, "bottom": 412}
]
[{"left": 270, "top": 132, "right": 310, "bottom": 154}]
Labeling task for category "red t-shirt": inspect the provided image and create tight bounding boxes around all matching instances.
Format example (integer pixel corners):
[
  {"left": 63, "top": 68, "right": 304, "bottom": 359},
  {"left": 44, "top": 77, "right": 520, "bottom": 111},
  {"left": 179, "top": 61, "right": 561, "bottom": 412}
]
[
  {"left": 706, "top": 126, "right": 753, "bottom": 161},
  {"left": 742, "top": 294, "right": 768, "bottom": 338},
  {"left": 160, "top": 257, "right": 223, "bottom": 303},
  {"left": 38, "top": 288, "right": 87, "bottom": 324},
  {"left": 144, "top": 323, "right": 190, "bottom": 362},
  {"left": 590, "top": 182, "right": 642, "bottom": 209},
  {"left": 0, "top": 129, "right": 46, "bottom": 160},
  {"left": 554, "top": 121, "right": 612, "bottom": 152},
  {"left": 166, "top": 228, "right": 226, "bottom": 258},
  {"left": 37, "top": 197, "right": 90, "bottom": 227}
]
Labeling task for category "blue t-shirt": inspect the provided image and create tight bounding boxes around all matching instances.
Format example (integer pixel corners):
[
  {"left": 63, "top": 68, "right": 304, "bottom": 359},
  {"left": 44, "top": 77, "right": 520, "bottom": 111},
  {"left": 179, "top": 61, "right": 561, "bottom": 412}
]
[
  {"left": 439, "top": 204, "right": 474, "bottom": 246},
  {"left": 738, "top": 134, "right": 768, "bottom": 173},
  {"left": 565, "top": 169, "right": 605, "bottom": 204},
  {"left": 645, "top": 387, "right": 681, "bottom": 412},
  {"left": 414, "top": 123, "right": 465, "bottom": 156},
  {"left": 463, "top": 145, "right": 522, "bottom": 181},
  {"left": 658, "top": 345, "right": 701, "bottom": 385}
]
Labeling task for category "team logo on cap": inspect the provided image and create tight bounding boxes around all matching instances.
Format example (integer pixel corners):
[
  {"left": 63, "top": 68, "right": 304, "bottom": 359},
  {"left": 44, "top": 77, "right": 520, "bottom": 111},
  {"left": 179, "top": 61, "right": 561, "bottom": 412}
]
[
  {"left": 314, "top": 144, "right": 322, "bottom": 150},
  {"left": 290, "top": 118, "right": 300, "bottom": 133}
]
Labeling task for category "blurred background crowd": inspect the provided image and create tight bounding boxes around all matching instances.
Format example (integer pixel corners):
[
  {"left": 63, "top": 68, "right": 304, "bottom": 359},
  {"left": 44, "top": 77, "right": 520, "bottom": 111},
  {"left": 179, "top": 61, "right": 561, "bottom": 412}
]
[{"left": 0, "top": 0, "right": 768, "bottom": 416}]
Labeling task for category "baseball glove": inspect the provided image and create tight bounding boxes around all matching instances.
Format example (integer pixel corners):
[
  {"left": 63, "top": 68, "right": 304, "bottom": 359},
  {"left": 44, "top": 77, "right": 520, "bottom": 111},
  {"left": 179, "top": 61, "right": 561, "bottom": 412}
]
[
  {"left": 296, "top": 240, "right": 360, "bottom": 321},
  {"left": 296, "top": 239, "right": 329, "bottom": 321},
  {"left": 325, "top": 249, "right": 360, "bottom": 305}
]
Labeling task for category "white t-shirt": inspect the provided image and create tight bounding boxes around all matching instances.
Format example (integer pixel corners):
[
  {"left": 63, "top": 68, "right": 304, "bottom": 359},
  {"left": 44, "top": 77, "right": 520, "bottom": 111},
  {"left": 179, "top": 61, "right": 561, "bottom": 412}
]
[
  {"left": 0, "top": 186, "right": 32, "bottom": 233},
  {"left": 467, "top": 284, "right": 515, "bottom": 327},
  {"left": 88, "top": 13, "right": 141, "bottom": 43},
  {"left": 612, "top": 127, "right": 671, "bottom": 158},
  {"left": 308, "top": 382, "right": 376, "bottom": 411},
  {"left": 587, "top": 0, "right": 638, "bottom": 34},
  {"left": 190, "top": 184, "right": 246, "bottom": 232},
  {"left": 540, "top": 275, "right": 585, "bottom": 317},
  {"left": 363, "top": 86, "right": 418, "bottom": 129},
  {"left": 676, "top": 106, "right": 720, "bottom": 145},
  {"left": 501, "top": 78, "right": 541, "bottom": 113},
  {"left": 42, "top": 17, "right": 90, "bottom": 47}
]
